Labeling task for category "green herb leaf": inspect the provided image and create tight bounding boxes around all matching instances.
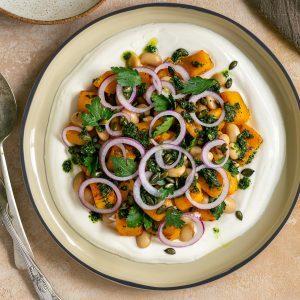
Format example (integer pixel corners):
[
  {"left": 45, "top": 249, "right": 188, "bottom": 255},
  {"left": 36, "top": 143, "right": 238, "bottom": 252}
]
[
  {"left": 171, "top": 48, "right": 189, "bottom": 63},
  {"left": 199, "top": 168, "right": 221, "bottom": 189},
  {"left": 82, "top": 97, "right": 113, "bottom": 127},
  {"left": 143, "top": 214, "right": 153, "bottom": 230},
  {"left": 123, "top": 122, "right": 151, "bottom": 148},
  {"left": 165, "top": 208, "right": 184, "bottom": 228},
  {"left": 181, "top": 77, "right": 219, "bottom": 95},
  {"left": 126, "top": 206, "right": 143, "bottom": 228},
  {"left": 89, "top": 211, "right": 102, "bottom": 223},
  {"left": 210, "top": 200, "right": 226, "bottom": 220},
  {"left": 83, "top": 155, "right": 98, "bottom": 176},
  {"left": 111, "top": 67, "right": 142, "bottom": 87},
  {"left": 224, "top": 102, "right": 240, "bottom": 122},
  {"left": 238, "top": 177, "right": 251, "bottom": 189},
  {"left": 159, "top": 185, "right": 175, "bottom": 200},
  {"left": 151, "top": 94, "right": 170, "bottom": 112},
  {"left": 152, "top": 117, "right": 174, "bottom": 137},
  {"left": 111, "top": 156, "right": 137, "bottom": 177},
  {"left": 222, "top": 159, "right": 239, "bottom": 176},
  {"left": 62, "top": 159, "right": 72, "bottom": 173}
]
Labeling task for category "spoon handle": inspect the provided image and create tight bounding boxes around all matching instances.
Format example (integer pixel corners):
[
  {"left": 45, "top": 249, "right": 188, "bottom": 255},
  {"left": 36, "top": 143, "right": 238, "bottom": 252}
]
[
  {"left": 0, "top": 142, "right": 34, "bottom": 269},
  {"left": 1, "top": 206, "right": 61, "bottom": 300}
]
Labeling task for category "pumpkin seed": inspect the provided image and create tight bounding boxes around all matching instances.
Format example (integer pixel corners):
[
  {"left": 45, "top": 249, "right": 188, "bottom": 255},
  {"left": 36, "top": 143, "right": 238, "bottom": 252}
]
[
  {"left": 241, "top": 168, "right": 255, "bottom": 177},
  {"left": 164, "top": 183, "right": 174, "bottom": 189},
  {"left": 225, "top": 78, "right": 233, "bottom": 88},
  {"left": 150, "top": 173, "right": 161, "bottom": 185},
  {"left": 156, "top": 205, "right": 167, "bottom": 215},
  {"left": 120, "top": 116, "right": 128, "bottom": 126},
  {"left": 160, "top": 171, "right": 169, "bottom": 179},
  {"left": 120, "top": 185, "right": 128, "bottom": 191},
  {"left": 156, "top": 179, "right": 166, "bottom": 186},
  {"left": 229, "top": 60, "right": 238, "bottom": 70},
  {"left": 200, "top": 97, "right": 208, "bottom": 105},
  {"left": 163, "top": 153, "right": 174, "bottom": 164},
  {"left": 166, "top": 177, "right": 175, "bottom": 184},
  {"left": 235, "top": 210, "right": 243, "bottom": 221},
  {"left": 164, "top": 248, "right": 176, "bottom": 255}
]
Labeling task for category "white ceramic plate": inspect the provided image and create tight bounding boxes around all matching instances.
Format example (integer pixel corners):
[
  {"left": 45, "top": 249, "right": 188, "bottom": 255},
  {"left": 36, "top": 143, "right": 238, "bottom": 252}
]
[
  {"left": 0, "top": 0, "right": 104, "bottom": 24},
  {"left": 20, "top": 4, "right": 300, "bottom": 289}
]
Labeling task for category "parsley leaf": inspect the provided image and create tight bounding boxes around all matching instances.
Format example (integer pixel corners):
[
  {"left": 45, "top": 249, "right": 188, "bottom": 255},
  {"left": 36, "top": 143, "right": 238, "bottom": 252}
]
[
  {"left": 111, "top": 67, "right": 142, "bottom": 87},
  {"left": 210, "top": 200, "right": 226, "bottom": 220},
  {"left": 152, "top": 117, "right": 174, "bottom": 137},
  {"left": 83, "top": 155, "right": 99, "bottom": 176},
  {"left": 126, "top": 205, "right": 153, "bottom": 229},
  {"left": 159, "top": 185, "right": 175, "bottom": 200},
  {"left": 143, "top": 214, "right": 153, "bottom": 230},
  {"left": 111, "top": 156, "right": 137, "bottom": 177},
  {"left": 82, "top": 97, "right": 113, "bottom": 128},
  {"left": 181, "top": 77, "right": 219, "bottom": 95},
  {"left": 165, "top": 208, "right": 184, "bottom": 228},
  {"left": 151, "top": 94, "right": 169, "bottom": 112}
]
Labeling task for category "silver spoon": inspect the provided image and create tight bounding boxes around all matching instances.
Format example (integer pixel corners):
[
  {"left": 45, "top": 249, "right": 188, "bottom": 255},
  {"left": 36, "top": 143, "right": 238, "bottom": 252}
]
[
  {"left": 0, "top": 72, "right": 33, "bottom": 268},
  {"left": 0, "top": 179, "right": 61, "bottom": 300}
]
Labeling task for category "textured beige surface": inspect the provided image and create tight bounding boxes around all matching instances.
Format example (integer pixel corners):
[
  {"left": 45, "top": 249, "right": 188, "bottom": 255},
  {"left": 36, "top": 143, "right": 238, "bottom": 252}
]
[{"left": 0, "top": 0, "right": 299, "bottom": 299}]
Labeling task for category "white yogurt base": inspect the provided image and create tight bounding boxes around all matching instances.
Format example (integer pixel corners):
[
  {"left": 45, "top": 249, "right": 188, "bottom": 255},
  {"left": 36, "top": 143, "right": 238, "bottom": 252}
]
[{"left": 45, "top": 23, "right": 285, "bottom": 264}]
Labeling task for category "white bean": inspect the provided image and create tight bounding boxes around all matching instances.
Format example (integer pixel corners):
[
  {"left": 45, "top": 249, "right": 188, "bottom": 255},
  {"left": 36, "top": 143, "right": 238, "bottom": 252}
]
[
  {"left": 73, "top": 172, "right": 85, "bottom": 193},
  {"left": 206, "top": 96, "right": 217, "bottom": 110},
  {"left": 189, "top": 146, "right": 202, "bottom": 158},
  {"left": 122, "top": 109, "right": 139, "bottom": 124},
  {"left": 180, "top": 223, "right": 194, "bottom": 242},
  {"left": 136, "top": 231, "right": 151, "bottom": 248},
  {"left": 136, "top": 104, "right": 150, "bottom": 117},
  {"left": 71, "top": 112, "right": 93, "bottom": 131},
  {"left": 226, "top": 123, "right": 240, "bottom": 143},
  {"left": 167, "top": 165, "right": 186, "bottom": 177},
  {"left": 127, "top": 53, "right": 141, "bottom": 68},
  {"left": 97, "top": 129, "right": 110, "bottom": 141},
  {"left": 224, "top": 197, "right": 237, "bottom": 213},
  {"left": 229, "top": 143, "right": 240, "bottom": 160},
  {"left": 211, "top": 72, "right": 227, "bottom": 86},
  {"left": 219, "top": 133, "right": 230, "bottom": 145},
  {"left": 140, "top": 52, "right": 162, "bottom": 67}
]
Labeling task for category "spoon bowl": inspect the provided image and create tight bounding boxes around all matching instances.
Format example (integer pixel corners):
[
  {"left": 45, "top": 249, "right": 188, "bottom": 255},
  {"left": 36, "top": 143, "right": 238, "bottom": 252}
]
[{"left": 0, "top": 73, "right": 17, "bottom": 142}]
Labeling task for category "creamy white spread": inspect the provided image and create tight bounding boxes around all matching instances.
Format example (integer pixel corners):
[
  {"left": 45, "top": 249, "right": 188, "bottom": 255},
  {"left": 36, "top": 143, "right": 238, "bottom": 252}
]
[{"left": 45, "top": 23, "right": 285, "bottom": 263}]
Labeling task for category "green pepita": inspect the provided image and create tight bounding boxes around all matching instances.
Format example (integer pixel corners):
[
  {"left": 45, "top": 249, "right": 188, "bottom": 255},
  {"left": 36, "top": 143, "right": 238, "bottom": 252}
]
[
  {"left": 229, "top": 60, "right": 238, "bottom": 70},
  {"left": 164, "top": 183, "right": 174, "bottom": 189},
  {"left": 164, "top": 248, "right": 176, "bottom": 255},
  {"left": 235, "top": 210, "right": 243, "bottom": 221},
  {"left": 225, "top": 78, "right": 233, "bottom": 88},
  {"left": 150, "top": 173, "right": 161, "bottom": 185},
  {"left": 241, "top": 168, "right": 255, "bottom": 177}
]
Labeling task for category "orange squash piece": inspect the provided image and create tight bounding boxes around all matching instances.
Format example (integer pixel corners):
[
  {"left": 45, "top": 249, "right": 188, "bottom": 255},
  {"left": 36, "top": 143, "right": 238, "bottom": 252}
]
[
  {"left": 199, "top": 209, "right": 216, "bottom": 221},
  {"left": 179, "top": 50, "right": 214, "bottom": 77},
  {"left": 139, "top": 72, "right": 152, "bottom": 84},
  {"left": 163, "top": 225, "right": 181, "bottom": 240},
  {"left": 65, "top": 130, "right": 85, "bottom": 145},
  {"left": 106, "top": 145, "right": 136, "bottom": 172},
  {"left": 226, "top": 171, "right": 238, "bottom": 195},
  {"left": 78, "top": 91, "right": 98, "bottom": 113},
  {"left": 144, "top": 199, "right": 173, "bottom": 222},
  {"left": 90, "top": 183, "right": 117, "bottom": 209},
  {"left": 115, "top": 212, "right": 143, "bottom": 236},
  {"left": 154, "top": 131, "right": 176, "bottom": 144},
  {"left": 199, "top": 172, "right": 223, "bottom": 198},
  {"left": 118, "top": 180, "right": 134, "bottom": 201},
  {"left": 220, "top": 91, "right": 250, "bottom": 125},
  {"left": 93, "top": 70, "right": 116, "bottom": 94},
  {"left": 186, "top": 121, "right": 202, "bottom": 138},
  {"left": 237, "top": 124, "right": 263, "bottom": 165},
  {"left": 136, "top": 121, "right": 150, "bottom": 131}
]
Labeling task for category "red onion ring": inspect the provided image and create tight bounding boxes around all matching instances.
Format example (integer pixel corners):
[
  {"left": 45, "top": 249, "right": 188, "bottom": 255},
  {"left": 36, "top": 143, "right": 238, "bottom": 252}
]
[
  {"left": 155, "top": 62, "right": 190, "bottom": 82},
  {"left": 158, "top": 213, "right": 204, "bottom": 247},
  {"left": 155, "top": 150, "right": 182, "bottom": 170},
  {"left": 138, "top": 144, "right": 196, "bottom": 198},
  {"left": 133, "top": 172, "right": 165, "bottom": 210},
  {"left": 99, "top": 137, "right": 145, "bottom": 181},
  {"left": 105, "top": 112, "right": 131, "bottom": 137},
  {"left": 98, "top": 75, "right": 122, "bottom": 110},
  {"left": 149, "top": 111, "right": 186, "bottom": 146},
  {"left": 201, "top": 139, "right": 229, "bottom": 168},
  {"left": 61, "top": 126, "right": 82, "bottom": 147},
  {"left": 189, "top": 91, "right": 225, "bottom": 127},
  {"left": 116, "top": 84, "right": 151, "bottom": 113},
  {"left": 134, "top": 66, "right": 162, "bottom": 93},
  {"left": 186, "top": 165, "right": 229, "bottom": 209},
  {"left": 78, "top": 178, "right": 122, "bottom": 214}
]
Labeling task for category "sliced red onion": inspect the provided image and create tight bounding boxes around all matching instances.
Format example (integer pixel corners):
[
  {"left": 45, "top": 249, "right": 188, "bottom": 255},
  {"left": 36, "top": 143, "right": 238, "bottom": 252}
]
[
  {"left": 78, "top": 178, "right": 122, "bottom": 214},
  {"left": 158, "top": 213, "right": 204, "bottom": 247},
  {"left": 133, "top": 172, "right": 165, "bottom": 210},
  {"left": 149, "top": 111, "right": 186, "bottom": 146},
  {"left": 145, "top": 85, "right": 156, "bottom": 104},
  {"left": 173, "top": 93, "right": 186, "bottom": 100},
  {"left": 115, "top": 144, "right": 126, "bottom": 158},
  {"left": 98, "top": 75, "right": 122, "bottom": 110},
  {"left": 155, "top": 150, "right": 182, "bottom": 170},
  {"left": 155, "top": 62, "right": 190, "bottom": 82},
  {"left": 186, "top": 165, "right": 229, "bottom": 209},
  {"left": 161, "top": 80, "right": 175, "bottom": 96},
  {"left": 138, "top": 144, "right": 196, "bottom": 198},
  {"left": 61, "top": 126, "right": 82, "bottom": 147},
  {"left": 99, "top": 137, "right": 145, "bottom": 181},
  {"left": 105, "top": 112, "right": 131, "bottom": 137},
  {"left": 135, "top": 66, "right": 162, "bottom": 93},
  {"left": 116, "top": 84, "right": 151, "bottom": 113},
  {"left": 189, "top": 91, "right": 225, "bottom": 128},
  {"left": 201, "top": 139, "right": 229, "bottom": 168}
]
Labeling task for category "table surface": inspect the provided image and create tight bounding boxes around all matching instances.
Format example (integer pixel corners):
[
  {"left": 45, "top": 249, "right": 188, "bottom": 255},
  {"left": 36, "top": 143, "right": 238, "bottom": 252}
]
[{"left": 0, "top": 0, "right": 299, "bottom": 299}]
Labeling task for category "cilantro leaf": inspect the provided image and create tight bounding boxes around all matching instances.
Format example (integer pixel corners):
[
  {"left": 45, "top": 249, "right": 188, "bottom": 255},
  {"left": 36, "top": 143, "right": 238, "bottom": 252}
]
[
  {"left": 83, "top": 155, "right": 99, "bottom": 176},
  {"left": 165, "top": 208, "right": 184, "bottom": 228},
  {"left": 126, "top": 206, "right": 143, "bottom": 228},
  {"left": 181, "top": 77, "right": 219, "bottom": 95},
  {"left": 111, "top": 156, "right": 137, "bottom": 177},
  {"left": 151, "top": 94, "right": 169, "bottom": 112},
  {"left": 143, "top": 214, "right": 153, "bottom": 230},
  {"left": 159, "top": 185, "right": 175, "bottom": 200},
  {"left": 111, "top": 67, "right": 142, "bottom": 87},
  {"left": 152, "top": 117, "right": 174, "bottom": 137},
  {"left": 82, "top": 97, "right": 113, "bottom": 128}
]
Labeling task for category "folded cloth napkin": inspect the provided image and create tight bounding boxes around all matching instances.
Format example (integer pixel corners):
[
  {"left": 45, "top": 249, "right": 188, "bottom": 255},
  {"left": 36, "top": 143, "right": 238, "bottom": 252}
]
[{"left": 249, "top": 0, "right": 300, "bottom": 51}]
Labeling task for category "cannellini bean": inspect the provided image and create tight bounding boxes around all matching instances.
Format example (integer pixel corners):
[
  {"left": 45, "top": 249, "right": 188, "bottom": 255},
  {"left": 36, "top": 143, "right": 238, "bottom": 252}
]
[
  {"left": 229, "top": 143, "right": 239, "bottom": 160},
  {"left": 84, "top": 188, "right": 94, "bottom": 205},
  {"left": 224, "top": 197, "right": 237, "bottom": 213},
  {"left": 226, "top": 123, "right": 240, "bottom": 143},
  {"left": 197, "top": 104, "right": 207, "bottom": 112},
  {"left": 102, "top": 213, "right": 115, "bottom": 223},
  {"left": 122, "top": 109, "right": 139, "bottom": 124},
  {"left": 211, "top": 72, "right": 227, "bottom": 86},
  {"left": 167, "top": 165, "right": 186, "bottom": 177},
  {"left": 180, "top": 223, "right": 195, "bottom": 242},
  {"left": 202, "top": 193, "right": 209, "bottom": 204},
  {"left": 136, "top": 104, "right": 150, "bottom": 117},
  {"left": 73, "top": 172, "right": 85, "bottom": 193},
  {"left": 184, "top": 168, "right": 192, "bottom": 177},
  {"left": 219, "top": 133, "right": 230, "bottom": 145},
  {"left": 136, "top": 231, "right": 151, "bottom": 248},
  {"left": 127, "top": 53, "right": 141, "bottom": 68},
  {"left": 161, "top": 76, "right": 172, "bottom": 82},
  {"left": 206, "top": 96, "right": 217, "bottom": 110},
  {"left": 97, "top": 129, "right": 110, "bottom": 141},
  {"left": 140, "top": 52, "right": 162, "bottom": 67},
  {"left": 189, "top": 146, "right": 202, "bottom": 158},
  {"left": 71, "top": 112, "right": 93, "bottom": 131},
  {"left": 143, "top": 116, "right": 154, "bottom": 122},
  {"left": 207, "top": 151, "right": 213, "bottom": 161}
]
